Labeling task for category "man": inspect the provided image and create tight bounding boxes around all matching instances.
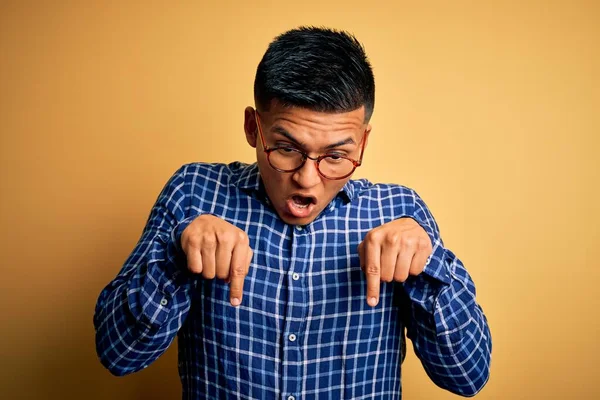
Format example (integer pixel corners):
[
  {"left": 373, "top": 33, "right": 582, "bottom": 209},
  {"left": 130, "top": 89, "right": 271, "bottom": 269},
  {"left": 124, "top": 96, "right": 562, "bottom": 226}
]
[{"left": 94, "top": 27, "right": 491, "bottom": 399}]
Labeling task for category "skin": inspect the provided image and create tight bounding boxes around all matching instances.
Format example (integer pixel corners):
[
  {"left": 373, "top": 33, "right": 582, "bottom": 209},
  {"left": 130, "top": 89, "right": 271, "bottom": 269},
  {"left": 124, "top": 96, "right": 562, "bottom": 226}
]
[
  {"left": 180, "top": 100, "right": 433, "bottom": 307},
  {"left": 243, "top": 100, "right": 370, "bottom": 226}
]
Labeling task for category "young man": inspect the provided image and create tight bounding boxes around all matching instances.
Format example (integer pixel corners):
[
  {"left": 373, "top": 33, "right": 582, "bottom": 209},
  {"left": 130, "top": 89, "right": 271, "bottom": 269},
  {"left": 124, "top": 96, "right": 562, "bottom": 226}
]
[{"left": 94, "top": 27, "right": 491, "bottom": 399}]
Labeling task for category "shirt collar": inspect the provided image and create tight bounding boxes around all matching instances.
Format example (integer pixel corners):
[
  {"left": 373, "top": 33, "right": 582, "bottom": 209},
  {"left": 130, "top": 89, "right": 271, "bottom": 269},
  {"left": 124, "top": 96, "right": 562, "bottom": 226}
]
[
  {"left": 338, "top": 180, "right": 354, "bottom": 203},
  {"left": 232, "top": 162, "right": 356, "bottom": 204}
]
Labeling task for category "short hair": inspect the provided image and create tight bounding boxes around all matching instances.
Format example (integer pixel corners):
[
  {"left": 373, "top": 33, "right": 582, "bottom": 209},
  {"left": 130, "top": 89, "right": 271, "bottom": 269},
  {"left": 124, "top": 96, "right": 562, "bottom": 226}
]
[{"left": 254, "top": 26, "right": 375, "bottom": 122}]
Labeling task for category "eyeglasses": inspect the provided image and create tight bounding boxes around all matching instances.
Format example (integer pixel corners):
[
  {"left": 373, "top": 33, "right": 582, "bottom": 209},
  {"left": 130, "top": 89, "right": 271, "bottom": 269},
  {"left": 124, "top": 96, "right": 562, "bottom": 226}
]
[{"left": 255, "top": 111, "right": 366, "bottom": 180}]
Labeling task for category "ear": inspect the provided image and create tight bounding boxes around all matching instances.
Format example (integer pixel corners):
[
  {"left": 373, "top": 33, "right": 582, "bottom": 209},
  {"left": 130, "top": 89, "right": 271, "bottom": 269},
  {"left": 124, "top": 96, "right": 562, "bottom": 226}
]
[{"left": 244, "top": 106, "right": 258, "bottom": 148}]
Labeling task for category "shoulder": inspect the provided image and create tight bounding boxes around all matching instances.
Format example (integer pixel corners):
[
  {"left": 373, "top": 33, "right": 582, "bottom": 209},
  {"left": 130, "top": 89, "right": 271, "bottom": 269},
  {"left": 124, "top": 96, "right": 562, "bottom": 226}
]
[
  {"left": 177, "top": 162, "right": 235, "bottom": 178},
  {"left": 348, "top": 178, "right": 435, "bottom": 221},
  {"left": 175, "top": 161, "right": 249, "bottom": 184},
  {"left": 349, "top": 178, "right": 418, "bottom": 204}
]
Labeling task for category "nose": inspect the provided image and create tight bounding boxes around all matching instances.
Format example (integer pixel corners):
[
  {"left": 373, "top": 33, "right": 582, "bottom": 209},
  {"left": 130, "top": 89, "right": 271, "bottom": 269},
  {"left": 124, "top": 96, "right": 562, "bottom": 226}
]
[{"left": 292, "top": 158, "right": 322, "bottom": 189}]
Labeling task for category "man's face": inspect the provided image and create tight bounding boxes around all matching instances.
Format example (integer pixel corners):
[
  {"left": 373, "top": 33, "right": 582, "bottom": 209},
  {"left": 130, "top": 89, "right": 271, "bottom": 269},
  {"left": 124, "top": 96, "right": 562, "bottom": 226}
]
[{"left": 244, "top": 101, "right": 370, "bottom": 226}]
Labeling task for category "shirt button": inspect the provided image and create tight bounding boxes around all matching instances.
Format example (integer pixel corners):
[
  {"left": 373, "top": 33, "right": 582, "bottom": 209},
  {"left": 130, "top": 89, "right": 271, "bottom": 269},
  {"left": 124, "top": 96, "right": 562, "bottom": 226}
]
[
  {"left": 295, "top": 225, "right": 303, "bottom": 231},
  {"left": 292, "top": 273, "right": 300, "bottom": 281},
  {"left": 160, "top": 298, "right": 168, "bottom": 306},
  {"left": 288, "top": 334, "right": 297, "bottom": 342},
  {"left": 287, "top": 396, "right": 295, "bottom": 400}
]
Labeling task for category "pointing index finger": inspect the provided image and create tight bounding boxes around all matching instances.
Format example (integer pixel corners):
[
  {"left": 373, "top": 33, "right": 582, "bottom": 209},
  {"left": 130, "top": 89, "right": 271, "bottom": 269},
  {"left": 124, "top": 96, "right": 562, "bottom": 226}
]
[
  {"left": 362, "top": 239, "right": 381, "bottom": 307},
  {"left": 228, "top": 244, "right": 252, "bottom": 307}
]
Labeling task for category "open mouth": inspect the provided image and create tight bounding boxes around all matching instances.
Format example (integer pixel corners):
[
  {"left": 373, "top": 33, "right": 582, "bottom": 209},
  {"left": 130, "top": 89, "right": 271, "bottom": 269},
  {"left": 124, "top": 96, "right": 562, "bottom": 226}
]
[
  {"left": 286, "top": 194, "right": 317, "bottom": 218},
  {"left": 292, "top": 195, "right": 313, "bottom": 208}
]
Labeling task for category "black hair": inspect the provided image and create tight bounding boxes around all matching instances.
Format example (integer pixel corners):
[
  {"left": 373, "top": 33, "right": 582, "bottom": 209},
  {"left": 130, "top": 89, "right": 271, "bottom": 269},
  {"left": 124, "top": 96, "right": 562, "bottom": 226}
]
[{"left": 254, "top": 26, "right": 375, "bottom": 122}]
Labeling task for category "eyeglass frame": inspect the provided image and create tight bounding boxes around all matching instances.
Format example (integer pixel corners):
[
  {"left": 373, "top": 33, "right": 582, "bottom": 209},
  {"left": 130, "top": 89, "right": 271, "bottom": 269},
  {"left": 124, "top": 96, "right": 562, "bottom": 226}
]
[{"left": 254, "top": 110, "right": 367, "bottom": 180}]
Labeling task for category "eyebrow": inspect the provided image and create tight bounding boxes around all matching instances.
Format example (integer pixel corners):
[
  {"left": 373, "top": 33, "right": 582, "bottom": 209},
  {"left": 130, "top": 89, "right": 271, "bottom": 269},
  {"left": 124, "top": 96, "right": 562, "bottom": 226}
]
[{"left": 271, "top": 126, "right": 357, "bottom": 150}]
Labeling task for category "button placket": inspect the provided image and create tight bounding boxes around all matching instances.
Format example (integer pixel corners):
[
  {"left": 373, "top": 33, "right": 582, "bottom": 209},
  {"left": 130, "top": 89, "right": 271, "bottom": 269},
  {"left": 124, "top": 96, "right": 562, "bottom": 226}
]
[{"left": 284, "top": 223, "right": 310, "bottom": 399}]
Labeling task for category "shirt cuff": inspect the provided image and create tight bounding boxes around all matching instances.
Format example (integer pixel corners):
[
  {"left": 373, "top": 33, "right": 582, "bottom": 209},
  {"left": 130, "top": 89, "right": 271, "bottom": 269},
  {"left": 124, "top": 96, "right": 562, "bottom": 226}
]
[
  {"left": 135, "top": 215, "right": 202, "bottom": 327},
  {"left": 410, "top": 217, "right": 451, "bottom": 285}
]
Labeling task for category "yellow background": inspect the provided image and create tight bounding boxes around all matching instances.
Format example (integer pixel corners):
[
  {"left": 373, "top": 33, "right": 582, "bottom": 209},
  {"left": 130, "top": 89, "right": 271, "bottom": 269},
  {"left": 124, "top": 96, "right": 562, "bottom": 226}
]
[{"left": 1, "top": 1, "right": 598, "bottom": 399}]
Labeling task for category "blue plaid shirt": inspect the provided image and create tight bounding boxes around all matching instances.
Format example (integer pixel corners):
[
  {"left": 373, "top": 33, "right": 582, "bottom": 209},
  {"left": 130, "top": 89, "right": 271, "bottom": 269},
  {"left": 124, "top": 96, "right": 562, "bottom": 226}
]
[{"left": 94, "top": 162, "right": 491, "bottom": 399}]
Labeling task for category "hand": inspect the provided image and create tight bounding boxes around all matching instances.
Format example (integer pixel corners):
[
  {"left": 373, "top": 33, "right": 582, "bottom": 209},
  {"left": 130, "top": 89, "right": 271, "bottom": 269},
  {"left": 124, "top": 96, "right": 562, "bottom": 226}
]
[
  {"left": 181, "top": 214, "right": 253, "bottom": 306},
  {"left": 358, "top": 217, "right": 432, "bottom": 307}
]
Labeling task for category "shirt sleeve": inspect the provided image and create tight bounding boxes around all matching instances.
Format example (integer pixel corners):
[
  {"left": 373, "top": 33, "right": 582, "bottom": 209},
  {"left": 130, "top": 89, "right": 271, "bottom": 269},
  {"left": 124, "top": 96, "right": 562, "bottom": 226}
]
[
  {"left": 93, "top": 165, "right": 199, "bottom": 376},
  {"left": 400, "top": 190, "right": 492, "bottom": 396}
]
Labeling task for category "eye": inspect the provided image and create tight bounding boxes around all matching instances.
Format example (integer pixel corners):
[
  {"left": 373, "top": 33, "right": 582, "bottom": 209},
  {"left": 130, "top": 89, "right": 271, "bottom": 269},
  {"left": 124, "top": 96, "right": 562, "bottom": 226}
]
[
  {"left": 274, "top": 147, "right": 301, "bottom": 158},
  {"left": 324, "top": 153, "right": 347, "bottom": 163},
  {"left": 274, "top": 142, "right": 298, "bottom": 152}
]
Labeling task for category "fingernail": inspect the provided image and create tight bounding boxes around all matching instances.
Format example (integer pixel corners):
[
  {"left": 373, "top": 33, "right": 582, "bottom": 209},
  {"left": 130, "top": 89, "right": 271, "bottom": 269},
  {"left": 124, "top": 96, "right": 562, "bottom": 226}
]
[
  {"left": 231, "top": 298, "right": 241, "bottom": 306},
  {"left": 368, "top": 297, "right": 378, "bottom": 307}
]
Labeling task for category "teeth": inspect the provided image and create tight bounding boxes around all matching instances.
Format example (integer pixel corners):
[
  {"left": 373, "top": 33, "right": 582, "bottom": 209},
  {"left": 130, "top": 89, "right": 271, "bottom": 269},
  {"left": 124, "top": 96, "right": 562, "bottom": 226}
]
[{"left": 292, "top": 196, "right": 312, "bottom": 208}]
